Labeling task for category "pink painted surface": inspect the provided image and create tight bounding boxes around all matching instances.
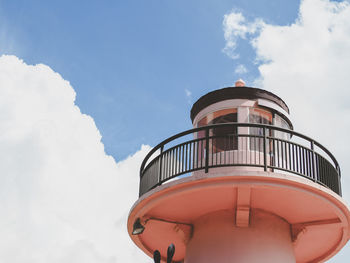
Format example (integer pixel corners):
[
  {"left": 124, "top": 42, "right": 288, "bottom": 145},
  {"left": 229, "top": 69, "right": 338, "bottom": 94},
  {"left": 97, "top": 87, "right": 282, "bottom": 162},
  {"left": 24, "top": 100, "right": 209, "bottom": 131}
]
[
  {"left": 128, "top": 170, "right": 350, "bottom": 262},
  {"left": 185, "top": 209, "right": 295, "bottom": 263}
]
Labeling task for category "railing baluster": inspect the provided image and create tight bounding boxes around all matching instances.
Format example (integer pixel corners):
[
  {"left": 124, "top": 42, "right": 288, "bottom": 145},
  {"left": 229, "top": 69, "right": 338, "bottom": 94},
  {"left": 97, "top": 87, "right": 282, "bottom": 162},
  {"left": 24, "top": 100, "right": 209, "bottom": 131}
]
[
  {"left": 305, "top": 148, "right": 308, "bottom": 176},
  {"left": 277, "top": 139, "right": 280, "bottom": 168},
  {"left": 254, "top": 135, "right": 256, "bottom": 165},
  {"left": 189, "top": 142, "right": 192, "bottom": 171},
  {"left": 195, "top": 141, "right": 198, "bottom": 170},
  {"left": 296, "top": 145, "right": 300, "bottom": 173},
  {"left": 165, "top": 151, "right": 169, "bottom": 178},
  {"left": 184, "top": 143, "right": 187, "bottom": 172},
  {"left": 178, "top": 146, "right": 180, "bottom": 174},
  {"left": 216, "top": 137, "right": 219, "bottom": 165},
  {"left": 197, "top": 140, "right": 200, "bottom": 169},
  {"left": 211, "top": 136, "right": 214, "bottom": 166},
  {"left": 158, "top": 146, "right": 164, "bottom": 185},
  {"left": 258, "top": 136, "right": 260, "bottom": 165},
  {"left": 224, "top": 135, "right": 227, "bottom": 165},
  {"left": 302, "top": 148, "right": 305, "bottom": 175},
  {"left": 287, "top": 142, "right": 290, "bottom": 171},
  {"left": 245, "top": 135, "right": 248, "bottom": 165},
  {"left": 337, "top": 165, "right": 342, "bottom": 195},
  {"left": 173, "top": 148, "right": 176, "bottom": 177},
  {"left": 229, "top": 135, "right": 231, "bottom": 164},
  {"left": 205, "top": 129, "right": 209, "bottom": 172},
  {"left": 282, "top": 141, "right": 285, "bottom": 169},
  {"left": 263, "top": 127, "right": 267, "bottom": 171},
  {"left": 308, "top": 149, "right": 312, "bottom": 178},
  {"left": 311, "top": 141, "right": 317, "bottom": 182},
  {"left": 170, "top": 149, "right": 173, "bottom": 178},
  {"left": 300, "top": 146, "right": 303, "bottom": 174},
  {"left": 175, "top": 146, "right": 178, "bottom": 175},
  {"left": 301, "top": 147, "right": 304, "bottom": 175},
  {"left": 200, "top": 139, "right": 203, "bottom": 168}
]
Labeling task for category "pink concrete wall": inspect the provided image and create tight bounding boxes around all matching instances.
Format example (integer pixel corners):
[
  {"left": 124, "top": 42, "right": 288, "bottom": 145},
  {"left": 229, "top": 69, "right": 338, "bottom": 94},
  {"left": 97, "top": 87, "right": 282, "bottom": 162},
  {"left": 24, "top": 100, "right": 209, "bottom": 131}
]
[{"left": 185, "top": 209, "right": 296, "bottom": 263}]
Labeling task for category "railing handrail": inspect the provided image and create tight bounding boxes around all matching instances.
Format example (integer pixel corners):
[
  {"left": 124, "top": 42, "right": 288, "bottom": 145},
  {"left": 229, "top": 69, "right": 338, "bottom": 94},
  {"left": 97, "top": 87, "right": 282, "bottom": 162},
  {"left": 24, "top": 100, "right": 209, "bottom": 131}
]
[{"left": 140, "top": 123, "right": 340, "bottom": 177}]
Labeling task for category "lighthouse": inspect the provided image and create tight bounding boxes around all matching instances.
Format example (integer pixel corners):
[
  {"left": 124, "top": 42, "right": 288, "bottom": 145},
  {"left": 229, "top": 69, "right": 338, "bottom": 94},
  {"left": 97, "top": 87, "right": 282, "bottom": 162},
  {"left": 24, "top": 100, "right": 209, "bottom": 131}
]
[{"left": 127, "top": 80, "right": 350, "bottom": 262}]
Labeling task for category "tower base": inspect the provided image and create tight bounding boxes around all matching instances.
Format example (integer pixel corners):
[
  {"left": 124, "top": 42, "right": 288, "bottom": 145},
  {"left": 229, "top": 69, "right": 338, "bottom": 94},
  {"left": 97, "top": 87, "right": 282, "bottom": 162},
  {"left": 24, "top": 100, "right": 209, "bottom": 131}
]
[{"left": 185, "top": 209, "right": 295, "bottom": 263}]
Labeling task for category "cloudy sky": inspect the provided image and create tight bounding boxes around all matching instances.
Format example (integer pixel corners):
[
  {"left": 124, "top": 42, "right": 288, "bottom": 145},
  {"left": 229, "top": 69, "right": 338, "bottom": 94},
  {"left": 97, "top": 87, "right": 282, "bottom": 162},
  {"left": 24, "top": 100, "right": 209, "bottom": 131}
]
[{"left": 0, "top": 0, "right": 350, "bottom": 262}]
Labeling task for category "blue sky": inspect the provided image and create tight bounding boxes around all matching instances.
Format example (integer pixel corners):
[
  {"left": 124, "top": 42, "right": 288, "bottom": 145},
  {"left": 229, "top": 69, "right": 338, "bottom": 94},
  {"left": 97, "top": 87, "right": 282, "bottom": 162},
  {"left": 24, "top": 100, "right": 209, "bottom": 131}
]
[
  {"left": 1, "top": 0, "right": 350, "bottom": 262},
  {"left": 0, "top": 0, "right": 300, "bottom": 160}
]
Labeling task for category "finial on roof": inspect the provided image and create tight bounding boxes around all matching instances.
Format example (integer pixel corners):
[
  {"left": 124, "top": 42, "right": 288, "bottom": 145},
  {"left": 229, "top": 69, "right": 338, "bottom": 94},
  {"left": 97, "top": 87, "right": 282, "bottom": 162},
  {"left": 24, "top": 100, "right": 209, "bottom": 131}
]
[{"left": 235, "top": 79, "right": 245, "bottom": 87}]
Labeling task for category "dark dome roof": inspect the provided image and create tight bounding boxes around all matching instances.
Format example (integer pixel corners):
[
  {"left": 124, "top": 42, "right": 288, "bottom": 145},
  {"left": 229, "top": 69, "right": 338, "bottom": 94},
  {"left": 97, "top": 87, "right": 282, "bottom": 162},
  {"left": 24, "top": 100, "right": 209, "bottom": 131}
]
[{"left": 190, "top": 86, "right": 290, "bottom": 122}]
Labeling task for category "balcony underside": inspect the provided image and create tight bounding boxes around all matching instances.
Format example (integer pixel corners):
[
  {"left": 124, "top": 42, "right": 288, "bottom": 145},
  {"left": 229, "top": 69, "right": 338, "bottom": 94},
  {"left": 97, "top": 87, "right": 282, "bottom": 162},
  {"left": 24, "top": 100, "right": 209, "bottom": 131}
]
[{"left": 128, "top": 170, "right": 350, "bottom": 263}]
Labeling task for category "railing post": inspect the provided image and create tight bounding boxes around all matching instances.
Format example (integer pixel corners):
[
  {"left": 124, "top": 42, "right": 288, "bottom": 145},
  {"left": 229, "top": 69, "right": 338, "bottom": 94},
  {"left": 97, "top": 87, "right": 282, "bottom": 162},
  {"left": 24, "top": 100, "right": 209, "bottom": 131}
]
[
  {"left": 205, "top": 128, "right": 209, "bottom": 173},
  {"left": 139, "top": 162, "right": 145, "bottom": 197},
  {"left": 311, "top": 141, "right": 317, "bottom": 183},
  {"left": 158, "top": 146, "right": 164, "bottom": 185},
  {"left": 263, "top": 127, "right": 267, "bottom": 171},
  {"left": 337, "top": 165, "right": 342, "bottom": 196},
  {"left": 271, "top": 128, "right": 275, "bottom": 172}
]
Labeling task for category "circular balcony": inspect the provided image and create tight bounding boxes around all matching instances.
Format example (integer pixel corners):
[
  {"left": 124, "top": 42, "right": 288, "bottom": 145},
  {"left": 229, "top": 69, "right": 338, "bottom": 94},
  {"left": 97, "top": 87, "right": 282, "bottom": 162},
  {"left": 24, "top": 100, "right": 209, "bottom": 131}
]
[{"left": 139, "top": 123, "right": 341, "bottom": 197}]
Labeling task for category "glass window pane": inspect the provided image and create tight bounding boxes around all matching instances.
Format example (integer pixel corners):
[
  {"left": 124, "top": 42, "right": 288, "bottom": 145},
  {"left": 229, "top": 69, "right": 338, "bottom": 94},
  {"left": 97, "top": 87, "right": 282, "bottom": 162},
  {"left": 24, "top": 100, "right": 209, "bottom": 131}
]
[
  {"left": 197, "top": 108, "right": 238, "bottom": 152},
  {"left": 249, "top": 108, "right": 272, "bottom": 151},
  {"left": 274, "top": 114, "right": 291, "bottom": 140}
]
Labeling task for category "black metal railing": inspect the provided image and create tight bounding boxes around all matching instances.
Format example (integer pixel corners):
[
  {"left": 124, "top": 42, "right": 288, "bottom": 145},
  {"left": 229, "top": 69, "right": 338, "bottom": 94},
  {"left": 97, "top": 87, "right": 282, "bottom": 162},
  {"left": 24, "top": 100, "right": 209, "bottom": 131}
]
[{"left": 139, "top": 123, "right": 341, "bottom": 197}]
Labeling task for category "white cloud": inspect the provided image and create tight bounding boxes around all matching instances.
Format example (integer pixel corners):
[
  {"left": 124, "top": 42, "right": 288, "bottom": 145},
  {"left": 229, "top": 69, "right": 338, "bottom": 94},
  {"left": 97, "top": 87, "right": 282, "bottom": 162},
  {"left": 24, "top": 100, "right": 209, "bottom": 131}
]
[
  {"left": 253, "top": 0, "right": 350, "bottom": 174},
  {"left": 0, "top": 55, "right": 150, "bottom": 263},
  {"left": 234, "top": 64, "right": 248, "bottom": 74},
  {"left": 224, "top": 0, "right": 350, "bottom": 261},
  {"left": 223, "top": 11, "right": 264, "bottom": 59}
]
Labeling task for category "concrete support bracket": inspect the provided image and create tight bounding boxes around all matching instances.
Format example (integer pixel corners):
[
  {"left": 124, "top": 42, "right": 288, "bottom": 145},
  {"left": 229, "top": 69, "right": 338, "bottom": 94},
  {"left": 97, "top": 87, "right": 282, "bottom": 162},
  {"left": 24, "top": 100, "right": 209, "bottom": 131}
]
[
  {"left": 291, "top": 218, "right": 341, "bottom": 243},
  {"left": 236, "top": 187, "right": 251, "bottom": 227}
]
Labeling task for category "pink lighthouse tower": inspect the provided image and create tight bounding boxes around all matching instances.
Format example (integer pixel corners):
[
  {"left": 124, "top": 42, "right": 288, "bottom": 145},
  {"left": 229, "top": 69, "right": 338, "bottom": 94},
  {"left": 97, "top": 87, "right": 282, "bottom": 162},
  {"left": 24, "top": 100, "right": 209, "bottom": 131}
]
[{"left": 128, "top": 80, "right": 350, "bottom": 262}]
